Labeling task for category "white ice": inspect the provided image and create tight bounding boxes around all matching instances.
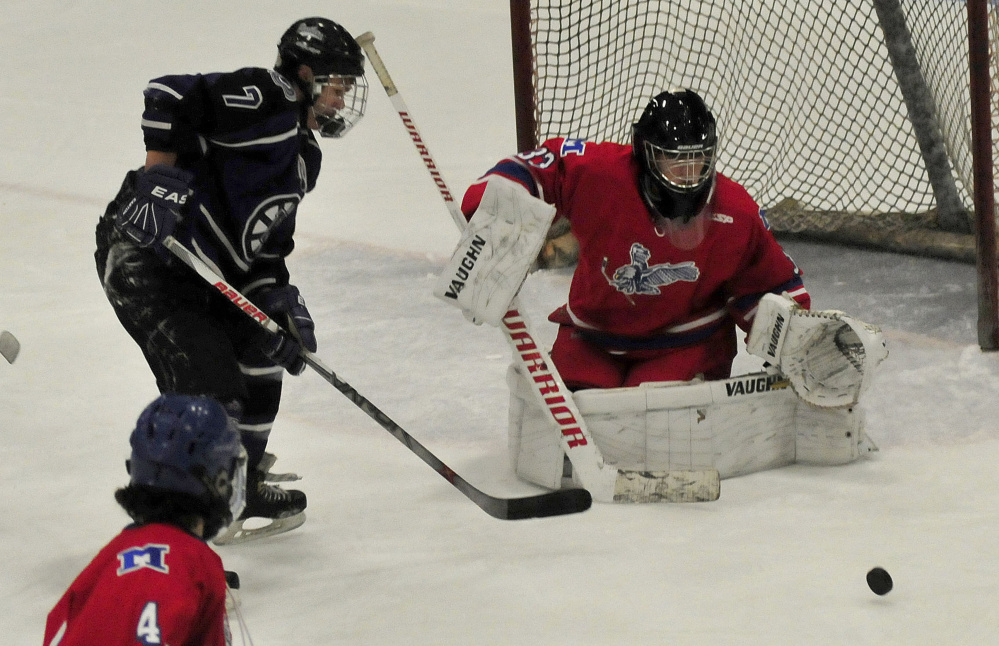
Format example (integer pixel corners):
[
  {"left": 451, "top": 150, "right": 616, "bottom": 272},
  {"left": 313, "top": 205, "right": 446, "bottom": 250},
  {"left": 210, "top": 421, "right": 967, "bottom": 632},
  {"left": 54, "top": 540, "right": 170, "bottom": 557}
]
[{"left": 3, "top": 1, "right": 999, "bottom": 644}]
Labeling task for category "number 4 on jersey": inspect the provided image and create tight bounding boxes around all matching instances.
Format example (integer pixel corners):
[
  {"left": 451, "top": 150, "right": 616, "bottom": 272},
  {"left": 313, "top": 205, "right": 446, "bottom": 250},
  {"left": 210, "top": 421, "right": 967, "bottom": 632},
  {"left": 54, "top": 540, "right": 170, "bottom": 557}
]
[{"left": 137, "top": 602, "right": 162, "bottom": 645}]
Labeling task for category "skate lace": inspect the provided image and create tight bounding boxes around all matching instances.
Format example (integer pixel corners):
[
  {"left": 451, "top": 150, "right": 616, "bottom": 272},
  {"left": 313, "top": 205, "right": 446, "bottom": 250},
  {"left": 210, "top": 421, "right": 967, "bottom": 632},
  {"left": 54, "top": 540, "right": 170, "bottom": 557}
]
[{"left": 257, "top": 481, "right": 294, "bottom": 502}]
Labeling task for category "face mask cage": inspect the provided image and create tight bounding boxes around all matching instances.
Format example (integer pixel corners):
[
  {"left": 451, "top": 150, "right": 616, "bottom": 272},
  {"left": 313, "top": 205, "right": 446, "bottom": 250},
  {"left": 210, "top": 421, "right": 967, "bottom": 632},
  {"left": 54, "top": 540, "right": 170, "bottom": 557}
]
[
  {"left": 643, "top": 141, "right": 716, "bottom": 192},
  {"left": 311, "top": 74, "right": 368, "bottom": 138}
]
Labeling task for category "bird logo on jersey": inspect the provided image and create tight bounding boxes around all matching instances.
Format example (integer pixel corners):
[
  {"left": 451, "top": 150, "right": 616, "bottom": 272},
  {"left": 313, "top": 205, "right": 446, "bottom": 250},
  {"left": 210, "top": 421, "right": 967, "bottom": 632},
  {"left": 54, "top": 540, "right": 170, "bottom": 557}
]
[{"left": 603, "top": 243, "right": 700, "bottom": 296}]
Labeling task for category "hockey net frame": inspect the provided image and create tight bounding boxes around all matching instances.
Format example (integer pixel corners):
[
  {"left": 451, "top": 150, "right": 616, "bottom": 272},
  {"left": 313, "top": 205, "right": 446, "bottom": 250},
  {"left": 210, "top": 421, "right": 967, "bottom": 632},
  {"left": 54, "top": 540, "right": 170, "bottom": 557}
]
[{"left": 509, "top": 0, "right": 998, "bottom": 348}]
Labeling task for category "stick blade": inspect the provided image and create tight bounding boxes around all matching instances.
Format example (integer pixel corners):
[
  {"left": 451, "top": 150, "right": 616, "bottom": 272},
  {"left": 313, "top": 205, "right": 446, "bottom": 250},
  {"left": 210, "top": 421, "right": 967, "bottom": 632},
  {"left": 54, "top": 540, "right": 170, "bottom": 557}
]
[
  {"left": 494, "top": 488, "right": 593, "bottom": 520},
  {"left": 613, "top": 469, "right": 721, "bottom": 503},
  {"left": 0, "top": 331, "right": 20, "bottom": 364}
]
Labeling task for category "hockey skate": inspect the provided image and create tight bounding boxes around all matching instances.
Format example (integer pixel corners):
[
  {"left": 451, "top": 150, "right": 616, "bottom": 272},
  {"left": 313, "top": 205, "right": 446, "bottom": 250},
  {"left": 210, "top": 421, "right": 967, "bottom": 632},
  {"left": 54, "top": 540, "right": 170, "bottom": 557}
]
[{"left": 213, "top": 453, "right": 306, "bottom": 545}]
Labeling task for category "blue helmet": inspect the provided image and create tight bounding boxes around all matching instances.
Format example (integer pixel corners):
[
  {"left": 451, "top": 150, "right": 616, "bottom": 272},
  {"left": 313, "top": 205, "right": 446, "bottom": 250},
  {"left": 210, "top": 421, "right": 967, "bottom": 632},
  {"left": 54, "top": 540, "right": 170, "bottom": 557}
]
[{"left": 129, "top": 394, "right": 244, "bottom": 514}]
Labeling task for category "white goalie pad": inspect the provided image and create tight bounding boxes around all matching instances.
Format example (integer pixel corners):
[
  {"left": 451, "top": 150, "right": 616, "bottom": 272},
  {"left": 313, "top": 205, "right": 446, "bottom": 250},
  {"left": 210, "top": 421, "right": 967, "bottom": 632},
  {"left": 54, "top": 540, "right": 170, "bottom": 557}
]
[
  {"left": 434, "top": 176, "right": 557, "bottom": 326},
  {"left": 746, "top": 293, "right": 888, "bottom": 408},
  {"left": 508, "top": 365, "right": 877, "bottom": 487}
]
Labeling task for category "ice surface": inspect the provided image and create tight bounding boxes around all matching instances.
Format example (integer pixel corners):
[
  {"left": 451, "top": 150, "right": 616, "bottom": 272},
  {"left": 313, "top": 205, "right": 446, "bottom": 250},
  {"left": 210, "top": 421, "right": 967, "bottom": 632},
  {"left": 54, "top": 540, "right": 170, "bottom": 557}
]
[{"left": 2, "top": 2, "right": 999, "bottom": 644}]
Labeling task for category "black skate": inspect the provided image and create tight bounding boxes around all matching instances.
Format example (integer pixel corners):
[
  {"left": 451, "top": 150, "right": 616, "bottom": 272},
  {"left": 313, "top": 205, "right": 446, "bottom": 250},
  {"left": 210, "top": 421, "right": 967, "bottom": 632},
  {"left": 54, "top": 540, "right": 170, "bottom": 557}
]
[{"left": 213, "top": 453, "right": 307, "bottom": 545}]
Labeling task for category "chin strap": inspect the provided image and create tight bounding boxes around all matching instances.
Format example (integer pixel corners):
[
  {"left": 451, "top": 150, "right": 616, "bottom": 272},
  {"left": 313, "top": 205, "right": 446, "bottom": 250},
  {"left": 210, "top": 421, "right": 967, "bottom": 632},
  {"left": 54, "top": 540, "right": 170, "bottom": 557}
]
[{"left": 641, "top": 172, "right": 715, "bottom": 225}]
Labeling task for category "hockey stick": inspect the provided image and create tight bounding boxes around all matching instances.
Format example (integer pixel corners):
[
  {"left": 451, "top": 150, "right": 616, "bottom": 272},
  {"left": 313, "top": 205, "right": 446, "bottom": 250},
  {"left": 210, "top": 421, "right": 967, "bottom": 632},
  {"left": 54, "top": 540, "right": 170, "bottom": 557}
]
[
  {"left": 357, "top": 32, "right": 719, "bottom": 503},
  {"left": 0, "top": 331, "right": 20, "bottom": 364},
  {"left": 161, "top": 236, "right": 591, "bottom": 520}
]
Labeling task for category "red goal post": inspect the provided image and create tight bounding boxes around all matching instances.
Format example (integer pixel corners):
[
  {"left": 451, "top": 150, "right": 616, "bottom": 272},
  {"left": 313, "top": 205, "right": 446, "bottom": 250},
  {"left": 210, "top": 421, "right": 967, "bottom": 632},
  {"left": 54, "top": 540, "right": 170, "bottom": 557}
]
[{"left": 509, "top": 0, "right": 998, "bottom": 349}]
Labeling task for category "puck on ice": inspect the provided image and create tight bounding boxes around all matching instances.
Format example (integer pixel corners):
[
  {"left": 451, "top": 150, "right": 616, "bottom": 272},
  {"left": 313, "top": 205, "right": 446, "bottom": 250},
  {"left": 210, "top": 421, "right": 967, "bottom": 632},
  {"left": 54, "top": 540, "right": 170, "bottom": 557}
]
[{"left": 866, "top": 567, "right": 892, "bottom": 595}]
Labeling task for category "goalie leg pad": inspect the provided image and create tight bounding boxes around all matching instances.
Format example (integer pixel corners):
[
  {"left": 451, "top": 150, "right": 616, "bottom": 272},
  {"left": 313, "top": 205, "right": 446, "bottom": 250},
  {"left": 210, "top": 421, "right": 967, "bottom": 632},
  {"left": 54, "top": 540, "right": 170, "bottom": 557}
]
[
  {"left": 507, "top": 365, "right": 566, "bottom": 489},
  {"left": 434, "top": 177, "right": 556, "bottom": 327},
  {"left": 795, "top": 403, "right": 876, "bottom": 465},
  {"left": 573, "top": 382, "right": 716, "bottom": 472},
  {"left": 509, "top": 368, "right": 875, "bottom": 485}
]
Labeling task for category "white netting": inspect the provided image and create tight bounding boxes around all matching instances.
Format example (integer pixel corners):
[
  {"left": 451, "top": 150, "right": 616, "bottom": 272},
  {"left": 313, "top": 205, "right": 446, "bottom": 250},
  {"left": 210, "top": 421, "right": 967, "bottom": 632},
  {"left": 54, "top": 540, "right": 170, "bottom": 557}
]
[{"left": 522, "top": 0, "right": 998, "bottom": 255}]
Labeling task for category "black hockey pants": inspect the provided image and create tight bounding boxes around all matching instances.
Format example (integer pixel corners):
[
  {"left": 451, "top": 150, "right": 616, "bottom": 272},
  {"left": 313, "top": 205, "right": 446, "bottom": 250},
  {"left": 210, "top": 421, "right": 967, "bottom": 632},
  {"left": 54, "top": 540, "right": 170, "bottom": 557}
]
[{"left": 95, "top": 172, "right": 284, "bottom": 469}]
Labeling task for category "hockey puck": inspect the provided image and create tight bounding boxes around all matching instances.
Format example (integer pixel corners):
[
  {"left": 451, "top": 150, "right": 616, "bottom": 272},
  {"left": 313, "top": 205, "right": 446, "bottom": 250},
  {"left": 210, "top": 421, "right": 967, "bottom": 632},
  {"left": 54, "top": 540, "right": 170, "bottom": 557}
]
[
  {"left": 0, "top": 330, "right": 20, "bottom": 364},
  {"left": 224, "top": 570, "right": 240, "bottom": 590},
  {"left": 866, "top": 567, "right": 892, "bottom": 595}
]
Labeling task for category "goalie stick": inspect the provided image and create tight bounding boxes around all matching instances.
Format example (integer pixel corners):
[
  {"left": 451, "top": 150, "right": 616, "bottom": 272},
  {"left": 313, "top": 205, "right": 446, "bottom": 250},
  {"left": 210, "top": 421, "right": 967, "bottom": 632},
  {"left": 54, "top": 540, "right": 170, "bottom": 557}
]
[
  {"left": 161, "top": 236, "right": 591, "bottom": 520},
  {"left": 357, "top": 32, "right": 720, "bottom": 503}
]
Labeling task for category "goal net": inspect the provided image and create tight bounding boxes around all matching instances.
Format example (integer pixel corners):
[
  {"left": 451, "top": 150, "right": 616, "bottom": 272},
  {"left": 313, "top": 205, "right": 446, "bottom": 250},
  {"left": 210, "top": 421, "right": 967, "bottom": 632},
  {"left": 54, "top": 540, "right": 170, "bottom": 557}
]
[{"left": 510, "top": 0, "right": 999, "bottom": 261}]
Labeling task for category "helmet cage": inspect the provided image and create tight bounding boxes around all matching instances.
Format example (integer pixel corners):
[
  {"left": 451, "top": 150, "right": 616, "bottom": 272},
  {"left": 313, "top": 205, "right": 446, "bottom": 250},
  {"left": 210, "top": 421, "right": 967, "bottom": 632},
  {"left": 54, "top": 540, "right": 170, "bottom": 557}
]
[
  {"left": 310, "top": 73, "right": 368, "bottom": 138},
  {"left": 642, "top": 140, "right": 716, "bottom": 193}
]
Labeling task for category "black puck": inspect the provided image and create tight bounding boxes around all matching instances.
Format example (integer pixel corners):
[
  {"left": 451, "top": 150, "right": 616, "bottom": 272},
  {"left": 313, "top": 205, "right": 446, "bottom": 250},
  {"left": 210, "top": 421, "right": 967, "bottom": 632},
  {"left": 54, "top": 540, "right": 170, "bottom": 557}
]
[
  {"left": 224, "top": 570, "right": 240, "bottom": 590},
  {"left": 866, "top": 567, "right": 892, "bottom": 595}
]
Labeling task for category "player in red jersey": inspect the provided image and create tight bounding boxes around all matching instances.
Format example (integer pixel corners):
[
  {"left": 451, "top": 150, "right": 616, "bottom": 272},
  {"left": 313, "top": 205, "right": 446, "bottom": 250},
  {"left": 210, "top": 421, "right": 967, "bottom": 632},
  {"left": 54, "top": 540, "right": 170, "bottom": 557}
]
[
  {"left": 458, "top": 89, "right": 810, "bottom": 389},
  {"left": 43, "top": 394, "right": 247, "bottom": 646}
]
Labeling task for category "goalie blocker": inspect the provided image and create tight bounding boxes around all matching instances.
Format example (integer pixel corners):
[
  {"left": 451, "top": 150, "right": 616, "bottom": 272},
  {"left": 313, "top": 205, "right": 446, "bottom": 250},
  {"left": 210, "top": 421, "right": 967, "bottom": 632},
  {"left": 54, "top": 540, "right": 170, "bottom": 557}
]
[
  {"left": 508, "top": 365, "right": 878, "bottom": 490},
  {"left": 434, "top": 176, "right": 556, "bottom": 327}
]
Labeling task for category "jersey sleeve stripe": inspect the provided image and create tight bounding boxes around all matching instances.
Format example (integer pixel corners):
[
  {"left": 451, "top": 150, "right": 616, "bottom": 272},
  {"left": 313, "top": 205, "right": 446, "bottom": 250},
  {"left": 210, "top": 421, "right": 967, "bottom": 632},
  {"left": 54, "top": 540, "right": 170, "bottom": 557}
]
[
  {"left": 484, "top": 160, "right": 540, "bottom": 197},
  {"left": 140, "top": 119, "right": 172, "bottom": 131}
]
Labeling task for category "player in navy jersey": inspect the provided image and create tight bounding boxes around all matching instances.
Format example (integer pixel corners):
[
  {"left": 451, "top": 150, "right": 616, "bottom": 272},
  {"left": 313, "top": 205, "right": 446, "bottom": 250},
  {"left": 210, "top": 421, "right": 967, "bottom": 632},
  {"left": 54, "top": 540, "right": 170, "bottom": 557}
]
[
  {"left": 458, "top": 89, "right": 810, "bottom": 389},
  {"left": 44, "top": 394, "right": 246, "bottom": 646},
  {"left": 94, "top": 17, "right": 368, "bottom": 541}
]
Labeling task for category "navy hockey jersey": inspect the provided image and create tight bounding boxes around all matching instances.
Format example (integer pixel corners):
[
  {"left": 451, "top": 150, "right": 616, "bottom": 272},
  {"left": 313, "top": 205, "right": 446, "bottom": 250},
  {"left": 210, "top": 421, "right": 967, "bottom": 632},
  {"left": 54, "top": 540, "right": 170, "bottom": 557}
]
[{"left": 141, "top": 67, "right": 321, "bottom": 291}]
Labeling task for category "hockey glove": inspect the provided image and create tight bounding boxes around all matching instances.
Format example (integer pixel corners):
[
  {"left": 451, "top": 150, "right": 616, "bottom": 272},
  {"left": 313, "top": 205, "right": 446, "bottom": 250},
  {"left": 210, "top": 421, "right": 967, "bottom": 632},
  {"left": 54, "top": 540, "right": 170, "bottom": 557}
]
[
  {"left": 746, "top": 293, "right": 888, "bottom": 408},
  {"left": 116, "top": 165, "right": 194, "bottom": 247},
  {"left": 254, "top": 285, "right": 317, "bottom": 375}
]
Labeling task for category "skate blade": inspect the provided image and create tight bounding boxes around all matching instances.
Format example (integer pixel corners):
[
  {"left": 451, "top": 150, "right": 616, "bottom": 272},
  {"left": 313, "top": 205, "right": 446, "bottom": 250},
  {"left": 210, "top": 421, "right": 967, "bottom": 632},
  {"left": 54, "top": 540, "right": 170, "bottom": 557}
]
[
  {"left": 263, "top": 471, "right": 301, "bottom": 483},
  {"left": 212, "top": 512, "right": 306, "bottom": 545}
]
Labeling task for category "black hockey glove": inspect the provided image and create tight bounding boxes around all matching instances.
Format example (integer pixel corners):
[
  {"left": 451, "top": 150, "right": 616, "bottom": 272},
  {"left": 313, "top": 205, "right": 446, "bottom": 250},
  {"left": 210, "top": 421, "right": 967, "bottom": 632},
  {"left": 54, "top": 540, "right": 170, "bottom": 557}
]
[
  {"left": 255, "top": 285, "right": 317, "bottom": 375},
  {"left": 116, "top": 165, "right": 193, "bottom": 247}
]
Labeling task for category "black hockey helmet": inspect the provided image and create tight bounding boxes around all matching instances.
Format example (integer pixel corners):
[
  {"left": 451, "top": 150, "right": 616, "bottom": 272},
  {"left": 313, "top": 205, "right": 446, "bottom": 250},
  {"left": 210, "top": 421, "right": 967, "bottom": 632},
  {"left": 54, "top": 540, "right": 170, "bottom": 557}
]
[
  {"left": 632, "top": 89, "right": 717, "bottom": 223},
  {"left": 277, "top": 17, "right": 365, "bottom": 78},
  {"left": 276, "top": 17, "right": 368, "bottom": 138}
]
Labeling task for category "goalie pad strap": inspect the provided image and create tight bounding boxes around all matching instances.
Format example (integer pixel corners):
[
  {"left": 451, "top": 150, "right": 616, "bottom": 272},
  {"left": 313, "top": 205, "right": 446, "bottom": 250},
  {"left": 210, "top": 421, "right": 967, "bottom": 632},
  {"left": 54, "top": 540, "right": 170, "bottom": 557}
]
[{"left": 434, "top": 177, "right": 556, "bottom": 326}]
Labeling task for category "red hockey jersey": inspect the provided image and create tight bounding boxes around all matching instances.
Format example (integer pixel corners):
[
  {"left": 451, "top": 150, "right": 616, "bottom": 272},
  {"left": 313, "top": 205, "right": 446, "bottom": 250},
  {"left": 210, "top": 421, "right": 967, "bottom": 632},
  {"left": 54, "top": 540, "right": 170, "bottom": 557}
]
[
  {"left": 462, "top": 138, "right": 809, "bottom": 349},
  {"left": 43, "top": 523, "right": 228, "bottom": 646}
]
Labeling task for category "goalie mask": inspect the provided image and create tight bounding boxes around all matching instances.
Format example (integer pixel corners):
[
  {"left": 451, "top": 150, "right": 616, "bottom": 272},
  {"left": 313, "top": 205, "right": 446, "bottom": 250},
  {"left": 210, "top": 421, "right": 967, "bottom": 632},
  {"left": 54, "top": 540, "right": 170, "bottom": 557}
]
[
  {"left": 276, "top": 17, "right": 369, "bottom": 138},
  {"left": 632, "top": 89, "right": 718, "bottom": 249}
]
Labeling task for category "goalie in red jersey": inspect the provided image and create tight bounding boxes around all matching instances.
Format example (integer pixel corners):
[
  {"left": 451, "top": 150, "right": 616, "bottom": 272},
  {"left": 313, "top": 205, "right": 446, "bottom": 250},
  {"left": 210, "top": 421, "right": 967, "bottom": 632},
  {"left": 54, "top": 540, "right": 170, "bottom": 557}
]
[
  {"left": 43, "top": 394, "right": 247, "bottom": 646},
  {"left": 435, "top": 88, "right": 886, "bottom": 490},
  {"left": 447, "top": 89, "right": 810, "bottom": 389}
]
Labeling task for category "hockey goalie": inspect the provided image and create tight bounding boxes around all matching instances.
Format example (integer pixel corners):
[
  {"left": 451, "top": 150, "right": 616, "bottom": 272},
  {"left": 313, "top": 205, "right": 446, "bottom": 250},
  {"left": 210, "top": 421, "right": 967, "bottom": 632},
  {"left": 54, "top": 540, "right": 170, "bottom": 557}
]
[{"left": 434, "top": 89, "right": 887, "bottom": 496}]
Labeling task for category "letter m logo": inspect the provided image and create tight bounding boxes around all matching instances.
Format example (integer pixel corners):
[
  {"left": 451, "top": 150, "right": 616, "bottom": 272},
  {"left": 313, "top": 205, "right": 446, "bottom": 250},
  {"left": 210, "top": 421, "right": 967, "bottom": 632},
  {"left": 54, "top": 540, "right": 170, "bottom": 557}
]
[{"left": 117, "top": 544, "right": 170, "bottom": 576}]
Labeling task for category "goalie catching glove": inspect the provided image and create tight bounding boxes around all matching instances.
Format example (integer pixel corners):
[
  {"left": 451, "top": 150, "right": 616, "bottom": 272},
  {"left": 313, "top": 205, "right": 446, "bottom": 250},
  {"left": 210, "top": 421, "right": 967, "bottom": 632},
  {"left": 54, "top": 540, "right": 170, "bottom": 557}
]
[
  {"left": 746, "top": 293, "right": 888, "bottom": 408},
  {"left": 434, "top": 177, "right": 557, "bottom": 326}
]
